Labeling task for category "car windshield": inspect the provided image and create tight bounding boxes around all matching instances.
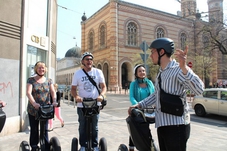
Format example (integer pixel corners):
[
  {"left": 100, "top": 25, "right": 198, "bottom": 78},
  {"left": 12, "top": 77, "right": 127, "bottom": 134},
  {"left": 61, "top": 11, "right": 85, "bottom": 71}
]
[{"left": 58, "top": 85, "right": 66, "bottom": 90}]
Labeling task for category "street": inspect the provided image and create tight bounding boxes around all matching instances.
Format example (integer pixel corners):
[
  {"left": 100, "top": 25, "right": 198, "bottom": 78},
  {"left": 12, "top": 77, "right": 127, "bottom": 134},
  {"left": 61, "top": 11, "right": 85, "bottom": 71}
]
[{"left": 0, "top": 93, "right": 227, "bottom": 151}]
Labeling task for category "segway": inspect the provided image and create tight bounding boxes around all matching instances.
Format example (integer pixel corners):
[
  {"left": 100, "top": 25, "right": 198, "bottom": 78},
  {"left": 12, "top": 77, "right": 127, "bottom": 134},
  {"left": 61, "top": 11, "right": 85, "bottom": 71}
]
[
  {"left": 19, "top": 104, "right": 61, "bottom": 151},
  {"left": 118, "top": 108, "right": 159, "bottom": 151},
  {"left": 0, "top": 103, "right": 6, "bottom": 133},
  {"left": 71, "top": 99, "right": 107, "bottom": 151}
]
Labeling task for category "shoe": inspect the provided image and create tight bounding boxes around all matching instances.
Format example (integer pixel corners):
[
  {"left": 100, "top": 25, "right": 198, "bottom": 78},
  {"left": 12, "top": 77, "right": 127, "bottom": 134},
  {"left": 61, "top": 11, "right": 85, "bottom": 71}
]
[
  {"left": 61, "top": 121, "right": 64, "bottom": 127},
  {"left": 48, "top": 128, "right": 53, "bottom": 131},
  {"left": 94, "top": 147, "right": 100, "bottom": 151},
  {"left": 79, "top": 147, "right": 85, "bottom": 151},
  {"left": 129, "top": 146, "right": 134, "bottom": 151}
]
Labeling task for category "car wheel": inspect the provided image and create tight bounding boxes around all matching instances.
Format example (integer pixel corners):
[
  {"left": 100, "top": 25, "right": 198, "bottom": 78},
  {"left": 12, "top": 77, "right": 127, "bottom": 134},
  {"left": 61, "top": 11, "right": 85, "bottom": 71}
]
[{"left": 194, "top": 104, "right": 206, "bottom": 117}]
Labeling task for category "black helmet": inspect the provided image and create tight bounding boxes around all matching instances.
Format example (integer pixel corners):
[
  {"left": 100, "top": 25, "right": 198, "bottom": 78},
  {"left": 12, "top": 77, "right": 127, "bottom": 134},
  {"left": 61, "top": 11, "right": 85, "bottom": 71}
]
[{"left": 149, "top": 38, "right": 175, "bottom": 55}]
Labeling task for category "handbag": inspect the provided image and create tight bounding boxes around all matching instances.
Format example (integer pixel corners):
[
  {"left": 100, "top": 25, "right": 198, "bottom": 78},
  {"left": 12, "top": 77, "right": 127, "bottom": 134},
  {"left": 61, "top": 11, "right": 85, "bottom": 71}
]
[
  {"left": 82, "top": 69, "right": 107, "bottom": 109},
  {"left": 158, "top": 73, "right": 184, "bottom": 116},
  {"left": 36, "top": 105, "right": 54, "bottom": 121}
]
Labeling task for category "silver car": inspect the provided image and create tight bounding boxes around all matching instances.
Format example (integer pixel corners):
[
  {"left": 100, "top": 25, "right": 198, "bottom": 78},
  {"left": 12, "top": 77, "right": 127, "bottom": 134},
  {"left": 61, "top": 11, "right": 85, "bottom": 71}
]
[{"left": 192, "top": 88, "right": 227, "bottom": 117}]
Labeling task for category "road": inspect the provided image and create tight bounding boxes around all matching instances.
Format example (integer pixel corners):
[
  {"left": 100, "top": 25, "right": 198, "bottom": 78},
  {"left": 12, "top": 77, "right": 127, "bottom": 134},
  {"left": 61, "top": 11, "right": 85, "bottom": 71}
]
[{"left": 104, "top": 93, "right": 227, "bottom": 151}]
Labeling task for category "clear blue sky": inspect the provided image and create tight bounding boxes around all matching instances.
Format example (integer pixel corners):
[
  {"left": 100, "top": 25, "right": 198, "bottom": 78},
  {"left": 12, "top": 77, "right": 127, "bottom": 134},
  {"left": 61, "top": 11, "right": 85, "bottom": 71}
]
[{"left": 56, "top": 0, "right": 226, "bottom": 59}]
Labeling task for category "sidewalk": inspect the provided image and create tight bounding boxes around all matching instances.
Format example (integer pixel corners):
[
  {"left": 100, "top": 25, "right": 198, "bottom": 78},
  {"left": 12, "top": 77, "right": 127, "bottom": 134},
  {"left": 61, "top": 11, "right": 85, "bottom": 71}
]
[{"left": 0, "top": 94, "right": 133, "bottom": 151}]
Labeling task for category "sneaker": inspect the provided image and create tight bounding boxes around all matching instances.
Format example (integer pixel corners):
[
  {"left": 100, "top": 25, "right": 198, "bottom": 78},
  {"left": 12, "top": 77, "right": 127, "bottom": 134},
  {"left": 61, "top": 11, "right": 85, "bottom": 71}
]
[
  {"left": 94, "top": 147, "right": 100, "bottom": 151},
  {"left": 79, "top": 147, "right": 85, "bottom": 151}
]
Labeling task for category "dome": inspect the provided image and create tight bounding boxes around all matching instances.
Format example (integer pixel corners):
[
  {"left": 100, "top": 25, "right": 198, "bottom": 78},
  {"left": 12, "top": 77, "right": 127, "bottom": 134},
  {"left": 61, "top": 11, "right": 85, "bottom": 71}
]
[
  {"left": 65, "top": 45, "right": 81, "bottom": 58},
  {"left": 81, "top": 12, "right": 87, "bottom": 21}
]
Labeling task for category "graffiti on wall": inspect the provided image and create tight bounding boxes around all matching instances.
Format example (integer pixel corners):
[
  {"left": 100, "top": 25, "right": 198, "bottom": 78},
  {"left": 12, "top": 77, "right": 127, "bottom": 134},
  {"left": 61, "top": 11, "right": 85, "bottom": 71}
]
[{"left": 0, "top": 81, "right": 13, "bottom": 97}]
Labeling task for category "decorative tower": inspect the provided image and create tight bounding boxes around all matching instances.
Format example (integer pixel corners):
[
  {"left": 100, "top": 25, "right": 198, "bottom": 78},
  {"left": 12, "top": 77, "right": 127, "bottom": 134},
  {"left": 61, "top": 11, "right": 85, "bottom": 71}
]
[
  {"left": 207, "top": 0, "right": 223, "bottom": 23},
  {"left": 181, "top": 0, "right": 197, "bottom": 19}
]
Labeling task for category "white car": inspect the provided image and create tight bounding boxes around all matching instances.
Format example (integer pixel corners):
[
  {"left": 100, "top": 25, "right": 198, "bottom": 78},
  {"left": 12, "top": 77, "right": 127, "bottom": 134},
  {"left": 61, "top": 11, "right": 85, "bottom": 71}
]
[{"left": 192, "top": 88, "right": 227, "bottom": 117}]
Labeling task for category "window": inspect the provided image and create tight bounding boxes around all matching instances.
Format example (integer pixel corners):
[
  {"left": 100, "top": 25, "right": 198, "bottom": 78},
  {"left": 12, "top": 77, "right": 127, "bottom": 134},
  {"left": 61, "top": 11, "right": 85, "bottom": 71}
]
[
  {"left": 27, "top": 0, "right": 48, "bottom": 35},
  {"left": 99, "top": 25, "right": 106, "bottom": 48},
  {"left": 203, "top": 91, "right": 218, "bottom": 99},
  {"left": 202, "top": 35, "right": 209, "bottom": 49},
  {"left": 127, "top": 22, "right": 137, "bottom": 46},
  {"left": 156, "top": 28, "right": 165, "bottom": 38},
  {"left": 180, "top": 33, "right": 187, "bottom": 50},
  {"left": 221, "top": 91, "right": 227, "bottom": 100},
  {"left": 89, "top": 31, "right": 94, "bottom": 51}
]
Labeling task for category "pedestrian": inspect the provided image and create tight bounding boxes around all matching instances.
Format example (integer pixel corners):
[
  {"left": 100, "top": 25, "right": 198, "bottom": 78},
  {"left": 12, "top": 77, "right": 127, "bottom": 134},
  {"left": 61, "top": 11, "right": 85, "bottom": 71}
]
[
  {"left": 71, "top": 52, "right": 107, "bottom": 151},
  {"left": 128, "top": 38, "right": 204, "bottom": 151},
  {"left": 48, "top": 83, "right": 64, "bottom": 131},
  {"left": 128, "top": 64, "right": 155, "bottom": 151},
  {"left": 26, "top": 61, "right": 58, "bottom": 151}
]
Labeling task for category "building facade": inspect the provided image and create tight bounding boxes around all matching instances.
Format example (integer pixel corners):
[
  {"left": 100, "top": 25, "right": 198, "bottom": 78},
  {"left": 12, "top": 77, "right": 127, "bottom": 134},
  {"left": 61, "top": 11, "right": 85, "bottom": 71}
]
[
  {"left": 0, "top": 0, "right": 57, "bottom": 136},
  {"left": 80, "top": 0, "right": 227, "bottom": 90}
]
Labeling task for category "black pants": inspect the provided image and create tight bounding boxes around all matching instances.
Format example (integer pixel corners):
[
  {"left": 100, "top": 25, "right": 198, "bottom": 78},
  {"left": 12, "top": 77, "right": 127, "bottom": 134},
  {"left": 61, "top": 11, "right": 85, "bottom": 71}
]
[
  {"left": 157, "top": 124, "right": 190, "bottom": 151},
  {"left": 28, "top": 113, "right": 49, "bottom": 150}
]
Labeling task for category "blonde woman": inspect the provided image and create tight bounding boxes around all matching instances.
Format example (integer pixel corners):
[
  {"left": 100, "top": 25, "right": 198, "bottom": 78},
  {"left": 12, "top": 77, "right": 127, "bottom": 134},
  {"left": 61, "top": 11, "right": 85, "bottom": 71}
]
[
  {"left": 26, "top": 61, "right": 57, "bottom": 151},
  {"left": 48, "top": 83, "right": 64, "bottom": 130}
]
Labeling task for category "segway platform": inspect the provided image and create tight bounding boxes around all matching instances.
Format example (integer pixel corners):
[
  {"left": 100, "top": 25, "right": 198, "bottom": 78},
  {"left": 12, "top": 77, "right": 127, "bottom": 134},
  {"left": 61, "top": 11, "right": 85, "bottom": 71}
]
[{"left": 126, "top": 108, "right": 158, "bottom": 151}]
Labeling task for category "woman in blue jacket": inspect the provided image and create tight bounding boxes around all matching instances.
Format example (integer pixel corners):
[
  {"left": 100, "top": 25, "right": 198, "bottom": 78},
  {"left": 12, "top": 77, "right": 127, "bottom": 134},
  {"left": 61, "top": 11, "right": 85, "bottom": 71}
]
[{"left": 128, "top": 64, "right": 155, "bottom": 151}]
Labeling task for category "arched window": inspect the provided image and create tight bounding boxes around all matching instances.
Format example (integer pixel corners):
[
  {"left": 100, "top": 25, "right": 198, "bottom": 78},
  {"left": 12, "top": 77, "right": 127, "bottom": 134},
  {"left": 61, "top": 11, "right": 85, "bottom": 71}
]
[
  {"left": 180, "top": 33, "right": 187, "bottom": 50},
  {"left": 127, "top": 22, "right": 137, "bottom": 46},
  {"left": 89, "top": 31, "right": 94, "bottom": 51},
  {"left": 202, "top": 35, "right": 209, "bottom": 49},
  {"left": 156, "top": 28, "right": 165, "bottom": 38},
  {"left": 99, "top": 25, "right": 106, "bottom": 48}
]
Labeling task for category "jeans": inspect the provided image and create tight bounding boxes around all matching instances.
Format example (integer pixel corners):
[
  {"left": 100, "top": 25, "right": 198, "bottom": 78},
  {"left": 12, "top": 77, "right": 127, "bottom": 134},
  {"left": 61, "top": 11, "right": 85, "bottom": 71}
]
[
  {"left": 157, "top": 124, "right": 190, "bottom": 151},
  {"left": 28, "top": 113, "right": 49, "bottom": 150},
  {"left": 77, "top": 107, "right": 99, "bottom": 148}
]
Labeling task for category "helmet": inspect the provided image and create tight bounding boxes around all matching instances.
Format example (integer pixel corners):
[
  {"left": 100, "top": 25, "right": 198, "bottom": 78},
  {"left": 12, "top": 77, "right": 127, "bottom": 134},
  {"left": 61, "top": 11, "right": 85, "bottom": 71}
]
[
  {"left": 149, "top": 38, "right": 175, "bottom": 55},
  {"left": 133, "top": 64, "right": 145, "bottom": 77},
  {"left": 81, "top": 52, "right": 93, "bottom": 60}
]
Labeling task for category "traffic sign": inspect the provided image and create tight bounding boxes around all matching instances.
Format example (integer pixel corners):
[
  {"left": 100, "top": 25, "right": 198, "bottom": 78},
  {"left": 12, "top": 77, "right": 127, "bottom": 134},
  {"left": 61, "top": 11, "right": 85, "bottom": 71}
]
[
  {"left": 188, "top": 62, "right": 192, "bottom": 68},
  {"left": 140, "top": 53, "right": 149, "bottom": 62},
  {"left": 140, "top": 41, "right": 149, "bottom": 52}
]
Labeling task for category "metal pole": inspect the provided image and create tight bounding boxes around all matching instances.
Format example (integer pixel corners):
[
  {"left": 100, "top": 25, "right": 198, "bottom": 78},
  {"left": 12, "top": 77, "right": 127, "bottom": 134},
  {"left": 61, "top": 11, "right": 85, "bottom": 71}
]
[{"left": 144, "top": 41, "right": 147, "bottom": 72}]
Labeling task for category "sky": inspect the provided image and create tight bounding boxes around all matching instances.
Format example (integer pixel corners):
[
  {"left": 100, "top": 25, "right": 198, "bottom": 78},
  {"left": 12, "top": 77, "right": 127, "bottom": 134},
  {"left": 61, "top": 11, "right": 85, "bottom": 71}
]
[{"left": 56, "top": 0, "right": 227, "bottom": 59}]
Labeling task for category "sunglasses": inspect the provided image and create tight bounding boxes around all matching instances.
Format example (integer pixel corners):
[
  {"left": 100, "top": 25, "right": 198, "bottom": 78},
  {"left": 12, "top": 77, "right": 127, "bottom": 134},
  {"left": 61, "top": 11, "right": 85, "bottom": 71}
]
[{"left": 84, "top": 58, "right": 93, "bottom": 61}]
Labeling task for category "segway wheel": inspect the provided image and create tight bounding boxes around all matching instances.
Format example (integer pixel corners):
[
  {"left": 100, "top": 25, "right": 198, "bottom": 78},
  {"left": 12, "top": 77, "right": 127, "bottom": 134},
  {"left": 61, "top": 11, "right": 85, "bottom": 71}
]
[
  {"left": 99, "top": 137, "right": 107, "bottom": 151},
  {"left": 71, "top": 137, "right": 78, "bottom": 151},
  {"left": 19, "top": 141, "right": 30, "bottom": 151},
  {"left": 50, "top": 136, "right": 61, "bottom": 151},
  {"left": 117, "top": 144, "right": 128, "bottom": 151}
]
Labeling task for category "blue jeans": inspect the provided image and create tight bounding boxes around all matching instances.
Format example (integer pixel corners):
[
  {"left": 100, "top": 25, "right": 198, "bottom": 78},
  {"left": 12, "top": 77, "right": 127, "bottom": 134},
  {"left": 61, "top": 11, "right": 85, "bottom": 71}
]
[{"left": 77, "top": 107, "right": 99, "bottom": 148}]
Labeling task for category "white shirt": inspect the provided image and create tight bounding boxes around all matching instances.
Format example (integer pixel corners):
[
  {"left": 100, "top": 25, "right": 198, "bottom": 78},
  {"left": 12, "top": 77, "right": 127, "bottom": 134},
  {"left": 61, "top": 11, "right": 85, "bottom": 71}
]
[{"left": 71, "top": 68, "right": 105, "bottom": 107}]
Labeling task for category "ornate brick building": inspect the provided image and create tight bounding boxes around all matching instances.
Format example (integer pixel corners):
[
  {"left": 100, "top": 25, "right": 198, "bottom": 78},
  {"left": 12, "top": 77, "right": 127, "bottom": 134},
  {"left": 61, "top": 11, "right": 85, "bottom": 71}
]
[{"left": 80, "top": 0, "right": 227, "bottom": 90}]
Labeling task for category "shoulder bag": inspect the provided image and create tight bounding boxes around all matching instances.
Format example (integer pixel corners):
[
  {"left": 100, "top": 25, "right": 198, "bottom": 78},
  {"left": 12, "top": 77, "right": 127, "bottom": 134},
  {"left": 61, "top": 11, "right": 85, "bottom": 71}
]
[{"left": 159, "top": 73, "right": 184, "bottom": 116}]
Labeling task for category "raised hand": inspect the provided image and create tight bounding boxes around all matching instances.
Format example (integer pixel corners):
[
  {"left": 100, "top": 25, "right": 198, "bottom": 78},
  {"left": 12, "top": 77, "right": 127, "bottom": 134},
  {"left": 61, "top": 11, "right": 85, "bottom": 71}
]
[{"left": 174, "top": 45, "right": 189, "bottom": 75}]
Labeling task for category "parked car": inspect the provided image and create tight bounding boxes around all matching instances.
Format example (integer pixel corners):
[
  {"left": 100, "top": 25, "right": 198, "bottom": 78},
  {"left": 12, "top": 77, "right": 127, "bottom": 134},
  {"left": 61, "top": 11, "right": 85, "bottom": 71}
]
[
  {"left": 64, "top": 85, "right": 74, "bottom": 101},
  {"left": 58, "top": 84, "right": 66, "bottom": 97},
  {"left": 192, "top": 88, "right": 227, "bottom": 117}
]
